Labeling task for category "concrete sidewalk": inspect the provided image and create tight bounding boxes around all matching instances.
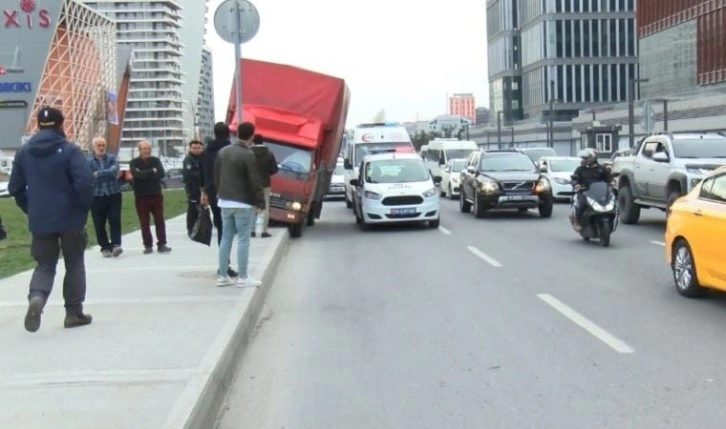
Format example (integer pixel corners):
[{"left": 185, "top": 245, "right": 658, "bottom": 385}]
[{"left": 0, "top": 215, "right": 290, "bottom": 429}]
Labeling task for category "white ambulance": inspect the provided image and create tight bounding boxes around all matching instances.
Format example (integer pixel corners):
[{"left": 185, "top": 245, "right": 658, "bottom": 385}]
[{"left": 343, "top": 123, "right": 415, "bottom": 208}]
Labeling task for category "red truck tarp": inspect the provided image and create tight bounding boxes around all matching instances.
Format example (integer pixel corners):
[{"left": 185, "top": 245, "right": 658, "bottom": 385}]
[{"left": 226, "top": 58, "right": 347, "bottom": 134}]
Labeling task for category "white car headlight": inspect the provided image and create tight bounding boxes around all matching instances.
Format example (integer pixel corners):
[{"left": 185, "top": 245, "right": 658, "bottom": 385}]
[
  {"left": 291, "top": 202, "right": 302, "bottom": 211},
  {"left": 554, "top": 177, "right": 570, "bottom": 185},
  {"left": 478, "top": 180, "right": 498, "bottom": 193},
  {"left": 535, "top": 178, "right": 551, "bottom": 192},
  {"left": 364, "top": 190, "right": 382, "bottom": 200},
  {"left": 422, "top": 188, "right": 436, "bottom": 198}
]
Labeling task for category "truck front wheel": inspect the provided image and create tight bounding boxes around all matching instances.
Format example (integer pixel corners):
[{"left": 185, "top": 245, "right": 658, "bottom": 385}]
[
  {"left": 306, "top": 210, "right": 315, "bottom": 226},
  {"left": 288, "top": 222, "right": 303, "bottom": 238},
  {"left": 618, "top": 185, "right": 640, "bottom": 224}
]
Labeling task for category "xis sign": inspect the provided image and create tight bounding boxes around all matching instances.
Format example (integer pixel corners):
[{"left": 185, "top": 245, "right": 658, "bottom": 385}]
[{"left": 3, "top": 0, "right": 51, "bottom": 29}]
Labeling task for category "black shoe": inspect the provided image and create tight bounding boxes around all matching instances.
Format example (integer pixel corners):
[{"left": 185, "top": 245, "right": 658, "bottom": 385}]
[
  {"left": 251, "top": 232, "right": 256, "bottom": 238},
  {"left": 261, "top": 232, "right": 272, "bottom": 238},
  {"left": 227, "top": 267, "right": 238, "bottom": 278},
  {"left": 157, "top": 245, "right": 172, "bottom": 253},
  {"left": 24, "top": 295, "right": 44, "bottom": 333},
  {"left": 64, "top": 313, "right": 93, "bottom": 328},
  {"left": 144, "top": 247, "right": 153, "bottom": 254}
]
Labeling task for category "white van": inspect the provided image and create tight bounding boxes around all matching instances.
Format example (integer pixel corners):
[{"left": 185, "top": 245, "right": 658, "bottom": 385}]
[
  {"left": 424, "top": 138, "right": 478, "bottom": 178},
  {"left": 343, "top": 122, "right": 415, "bottom": 208}
]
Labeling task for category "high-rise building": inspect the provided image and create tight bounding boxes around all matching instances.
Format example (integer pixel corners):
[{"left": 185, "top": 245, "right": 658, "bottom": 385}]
[
  {"left": 448, "top": 93, "right": 476, "bottom": 124},
  {"left": 487, "top": 0, "right": 638, "bottom": 123},
  {"left": 83, "top": 0, "right": 185, "bottom": 154},
  {"left": 197, "top": 46, "right": 215, "bottom": 141},
  {"left": 179, "top": 0, "right": 210, "bottom": 141},
  {"left": 637, "top": 0, "right": 726, "bottom": 98},
  {"left": 475, "top": 107, "right": 491, "bottom": 125}
]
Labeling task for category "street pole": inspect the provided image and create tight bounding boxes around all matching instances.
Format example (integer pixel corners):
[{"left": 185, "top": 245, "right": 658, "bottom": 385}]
[
  {"left": 510, "top": 127, "right": 514, "bottom": 148},
  {"left": 628, "top": 79, "right": 635, "bottom": 149},
  {"left": 233, "top": 0, "right": 243, "bottom": 128},
  {"left": 497, "top": 111, "right": 502, "bottom": 149},
  {"left": 663, "top": 100, "right": 668, "bottom": 131},
  {"left": 548, "top": 80, "right": 554, "bottom": 148}
]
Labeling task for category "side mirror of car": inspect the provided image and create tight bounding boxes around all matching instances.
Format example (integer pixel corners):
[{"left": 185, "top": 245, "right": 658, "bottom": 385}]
[
  {"left": 467, "top": 166, "right": 476, "bottom": 174},
  {"left": 349, "top": 178, "right": 359, "bottom": 187},
  {"left": 653, "top": 152, "right": 670, "bottom": 163},
  {"left": 344, "top": 159, "right": 352, "bottom": 169},
  {"left": 539, "top": 165, "right": 547, "bottom": 173},
  {"left": 432, "top": 175, "right": 442, "bottom": 185}
]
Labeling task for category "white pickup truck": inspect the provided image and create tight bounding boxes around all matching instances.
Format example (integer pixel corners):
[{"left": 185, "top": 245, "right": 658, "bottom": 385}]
[{"left": 612, "top": 132, "right": 726, "bottom": 224}]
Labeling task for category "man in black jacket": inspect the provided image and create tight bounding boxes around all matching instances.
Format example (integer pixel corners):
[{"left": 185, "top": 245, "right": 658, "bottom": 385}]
[
  {"left": 8, "top": 107, "right": 94, "bottom": 332},
  {"left": 571, "top": 148, "right": 614, "bottom": 230},
  {"left": 200, "top": 122, "right": 237, "bottom": 278},
  {"left": 130, "top": 140, "right": 172, "bottom": 254},
  {"left": 182, "top": 139, "right": 204, "bottom": 236},
  {"left": 250, "top": 134, "right": 278, "bottom": 238}
]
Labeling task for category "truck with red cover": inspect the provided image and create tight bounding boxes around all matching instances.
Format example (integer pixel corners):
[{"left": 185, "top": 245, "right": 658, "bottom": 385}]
[{"left": 226, "top": 58, "right": 350, "bottom": 238}]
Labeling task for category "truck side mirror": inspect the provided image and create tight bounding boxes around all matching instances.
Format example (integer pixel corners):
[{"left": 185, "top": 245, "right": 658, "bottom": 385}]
[
  {"left": 653, "top": 152, "right": 670, "bottom": 163},
  {"left": 349, "top": 178, "right": 359, "bottom": 186},
  {"left": 344, "top": 159, "right": 352, "bottom": 169}
]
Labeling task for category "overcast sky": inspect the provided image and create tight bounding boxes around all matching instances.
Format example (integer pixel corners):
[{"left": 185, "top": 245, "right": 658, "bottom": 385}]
[{"left": 206, "top": 0, "right": 489, "bottom": 126}]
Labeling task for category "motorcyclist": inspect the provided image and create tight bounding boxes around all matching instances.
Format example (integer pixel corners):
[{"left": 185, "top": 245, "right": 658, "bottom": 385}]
[{"left": 571, "top": 148, "right": 614, "bottom": 231}]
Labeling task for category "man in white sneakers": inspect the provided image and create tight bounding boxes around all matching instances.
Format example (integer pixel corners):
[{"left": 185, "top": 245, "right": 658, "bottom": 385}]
[{"left": 213, "top": 122, "right": 265, "bottom": 288}]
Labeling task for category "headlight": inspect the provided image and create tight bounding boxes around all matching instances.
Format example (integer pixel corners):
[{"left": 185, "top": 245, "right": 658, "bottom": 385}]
[
  {"left": 291, "top": 202, "right": 302, "bottom": 211},
  {"left": 554, "top": 178, "right": 570, "bottom": 185},
  {"left": 535, "top": 178, "right": 551, "bottom": 192},
  {"left": 587, "top": 196, "right": 615, "bottom": 212},
  {"left": 686, "top": 168, "right": 710, "bottom": 175},
  {"left": 422, "top": 188, "right": 437, "bottom": 198},
  {"left": 364, "top": 190, "right": 382, "bottom": 200},
  {"left": 478, "top": 180, "right": 498, "bottom": 193}
]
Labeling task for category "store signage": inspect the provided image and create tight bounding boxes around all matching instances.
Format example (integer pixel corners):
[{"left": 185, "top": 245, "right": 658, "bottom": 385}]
[
  {"left": 0, "top": 65, "right": 24, "bottom": 74},
  {"left": 0, "top": 82, "right": 32, "bottom": 93},
  {"left": 0, "top": 100, "right": 27, "bottom": 108},
  {"left": 3, "top": 0, "right": 51, "bottom": 29}
]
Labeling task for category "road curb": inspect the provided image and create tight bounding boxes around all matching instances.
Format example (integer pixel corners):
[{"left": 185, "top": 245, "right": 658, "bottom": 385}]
[{"left": 159, "top": 231, "right": 291, "bottom": 429}]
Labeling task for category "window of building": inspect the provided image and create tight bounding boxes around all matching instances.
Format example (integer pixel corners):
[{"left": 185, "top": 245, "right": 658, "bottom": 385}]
[
  {"left": 584, "top": 65, "right": 592, "bottom": 102},
  {"left": 556, "top": 20, "right": 563, "bottom": 57},
  {"left": 593, "top": 64, "right": 600, "bottom": 102},
  {"left": 583, "top": 20, "right": 591, "bottom": 57},
  {"left": 565, "top": 20, "right": 572, "bottom": 57},
  {"left": 574, "top": 20, "right": 581, "bottom": 57},
  {"left": 595, "top": 134, "right": 612, "bottom": 152},
  {"left": 610, "top": 63, "right": 618, "bottom": 101}
]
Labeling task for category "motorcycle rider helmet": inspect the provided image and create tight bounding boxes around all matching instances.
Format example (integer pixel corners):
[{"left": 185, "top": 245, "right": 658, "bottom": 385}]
[{"left": 577, "top": 148, "right": 598, "bottom": 166}]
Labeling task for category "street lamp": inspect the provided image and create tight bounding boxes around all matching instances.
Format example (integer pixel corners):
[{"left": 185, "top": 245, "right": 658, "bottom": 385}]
[{"left": 628, "top": 77, "right": 649, "bottom": 148}]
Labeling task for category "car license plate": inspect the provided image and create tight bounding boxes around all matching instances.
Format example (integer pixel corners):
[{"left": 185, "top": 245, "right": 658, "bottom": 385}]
[
  {"left": 391, "top": 207, "right": 416, "bottom": 215},
  {"left": 505, "top": 195, "right": 524, "bottom": 200}
]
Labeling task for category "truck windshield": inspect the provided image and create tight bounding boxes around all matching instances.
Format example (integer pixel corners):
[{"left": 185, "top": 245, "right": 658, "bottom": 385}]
[
  {"left": 672, "top": 139, "right": 726, "bottom": 158},
  {"left": 265, "top": 141, "right": 313, "bottom": 178},
  {"left": 365, "top": 159, "right": 430, "bottom": 183},
  {"left": 355, "top": 143, "right": 413, "bottom": 164},
  {"left": 480, "top": 155, "right": 536, "bottom": 172}
]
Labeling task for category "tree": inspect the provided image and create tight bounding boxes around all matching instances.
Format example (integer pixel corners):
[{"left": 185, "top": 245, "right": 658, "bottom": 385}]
[{"left": 372, "top": 109, "right": 386, "bottom": 123}]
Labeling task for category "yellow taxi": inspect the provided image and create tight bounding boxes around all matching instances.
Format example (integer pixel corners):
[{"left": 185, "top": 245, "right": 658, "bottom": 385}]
[{"left": 665, "top": 166, "right": 726, "bottom": 297}]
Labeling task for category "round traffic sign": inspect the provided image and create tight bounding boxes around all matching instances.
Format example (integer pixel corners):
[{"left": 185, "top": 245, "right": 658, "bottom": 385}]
[{"left": 213, "top": 0, "right": 260, "bottom": 45}]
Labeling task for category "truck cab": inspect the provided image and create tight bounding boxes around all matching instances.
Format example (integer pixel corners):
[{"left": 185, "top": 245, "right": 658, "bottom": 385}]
[{"left": 614, "top": 132, "right": 726, "bottom": 224}]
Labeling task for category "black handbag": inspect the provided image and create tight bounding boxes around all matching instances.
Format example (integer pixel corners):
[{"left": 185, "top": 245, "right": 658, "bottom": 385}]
[{"left": 190, "top": 206, "right": 212, "bottom": 246}]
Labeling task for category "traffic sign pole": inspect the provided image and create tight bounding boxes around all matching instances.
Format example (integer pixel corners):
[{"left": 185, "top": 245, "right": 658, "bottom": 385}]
[{"left": 234, "top": 0, "right": 243, "bottom": 128}]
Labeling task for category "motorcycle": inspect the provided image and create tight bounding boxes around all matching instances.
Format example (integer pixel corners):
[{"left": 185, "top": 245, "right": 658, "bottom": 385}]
[{"left": 566, "top": 177, "right": 619, "bottom": 247}]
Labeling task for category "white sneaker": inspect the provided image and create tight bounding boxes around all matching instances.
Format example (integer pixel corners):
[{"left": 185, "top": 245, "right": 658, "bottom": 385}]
[
  {"left": 236, "top": 277, "right": 262, "bottom": 288},
  {"left": 216, "top": 276, "right": 233, "bottom": 287}
]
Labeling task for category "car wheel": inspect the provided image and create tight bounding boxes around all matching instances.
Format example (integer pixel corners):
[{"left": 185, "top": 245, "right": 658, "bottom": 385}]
[
  {"left": 428, "top": 217, "right": 440, "bottom": 228},
  {"left": 449, "top": 184, "right": 456, "bottom": 200},
  {"left": 473, "top": 192, "right": 486, "bottom": 218},
  {"left": 618, "top": 185, "right": 640, "bottom": 224},
  {"left": 539, "top": 200, "right": 553, "bottom": 218},
  {"left": 672, "top": 239, "right": 706, "bottom": 298}
]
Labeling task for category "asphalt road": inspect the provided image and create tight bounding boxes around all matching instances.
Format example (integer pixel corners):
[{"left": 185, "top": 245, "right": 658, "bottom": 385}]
[{"left": 216, "top": 198, "right": 726, "bottom": 429}]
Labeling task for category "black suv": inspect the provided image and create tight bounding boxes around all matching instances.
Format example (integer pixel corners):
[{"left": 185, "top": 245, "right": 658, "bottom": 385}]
[{"left": 459, "top": 149, "right": 554, "bottom": 218}]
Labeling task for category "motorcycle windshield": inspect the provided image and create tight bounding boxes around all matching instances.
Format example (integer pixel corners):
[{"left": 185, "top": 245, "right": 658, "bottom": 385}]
[{"left": 584, "top": 182, "right": 612, "bottom": 204}]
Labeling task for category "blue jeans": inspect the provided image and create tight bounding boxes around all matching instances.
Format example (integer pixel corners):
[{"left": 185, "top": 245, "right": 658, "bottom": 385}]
[{"left": 218, "top": 207, "right": 254, "bottom": 278}]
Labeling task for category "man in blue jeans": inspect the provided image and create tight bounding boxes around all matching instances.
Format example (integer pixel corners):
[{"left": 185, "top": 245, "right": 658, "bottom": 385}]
[{"left": 213, "top": 121, "right": 265, "bottom": 287}]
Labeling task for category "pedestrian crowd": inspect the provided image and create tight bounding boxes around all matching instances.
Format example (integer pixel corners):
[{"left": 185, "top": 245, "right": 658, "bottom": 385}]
[{"left": 6, "top": 106, "right": 277, "bottom": 333}]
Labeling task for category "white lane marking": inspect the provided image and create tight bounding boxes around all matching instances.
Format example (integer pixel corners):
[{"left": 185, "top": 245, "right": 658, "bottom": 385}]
[
  {"left": 651, "top": 241, "right": 665, "bottom": 247},
  {"left": 537, "top": 293, "right": 634, "bottom": 354},
  {"left": 466, "top": 246, "right": 502, "bottom": 267},
  {"left": 438, "top": 226, "right": 451, "bottom": 235}
]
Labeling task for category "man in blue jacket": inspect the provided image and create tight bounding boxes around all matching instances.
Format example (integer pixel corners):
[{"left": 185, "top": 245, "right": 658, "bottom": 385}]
[
  {"left": 88, "top": 137, "right": 123, "bottom": 257},
  {"left": 8, "top": 107, "right": 95, "bottom": 333}
]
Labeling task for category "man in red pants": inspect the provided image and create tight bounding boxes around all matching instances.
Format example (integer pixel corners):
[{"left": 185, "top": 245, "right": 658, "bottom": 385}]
[{"left": 130, "top": 140, "right": 172, "bottom": 254}]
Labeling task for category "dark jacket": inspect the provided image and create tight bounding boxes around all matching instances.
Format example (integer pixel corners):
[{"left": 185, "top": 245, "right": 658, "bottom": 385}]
[
  {"left": 88, "top": 153, "right": 121, "bottom": 196},
  {"left": 182, "top": 153, "right": 202, "bottom": 200},
  {"left": 572, "top": 163, "right": 612, "bottom": 188},
  {"left": 8, "top": 129, "right": 94, "bottom": 234},
  {"left": 200, "top": 138, "right": 230, "bottom": 198},
  {"left": 130, "top": 156, "right": 165, "bottom": 196},
  {"left": 250, "top": 144, "right": 279, "bottom": 188},
  {"left": 214, "top": 142, "right": 265, "bottom": 209}
]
